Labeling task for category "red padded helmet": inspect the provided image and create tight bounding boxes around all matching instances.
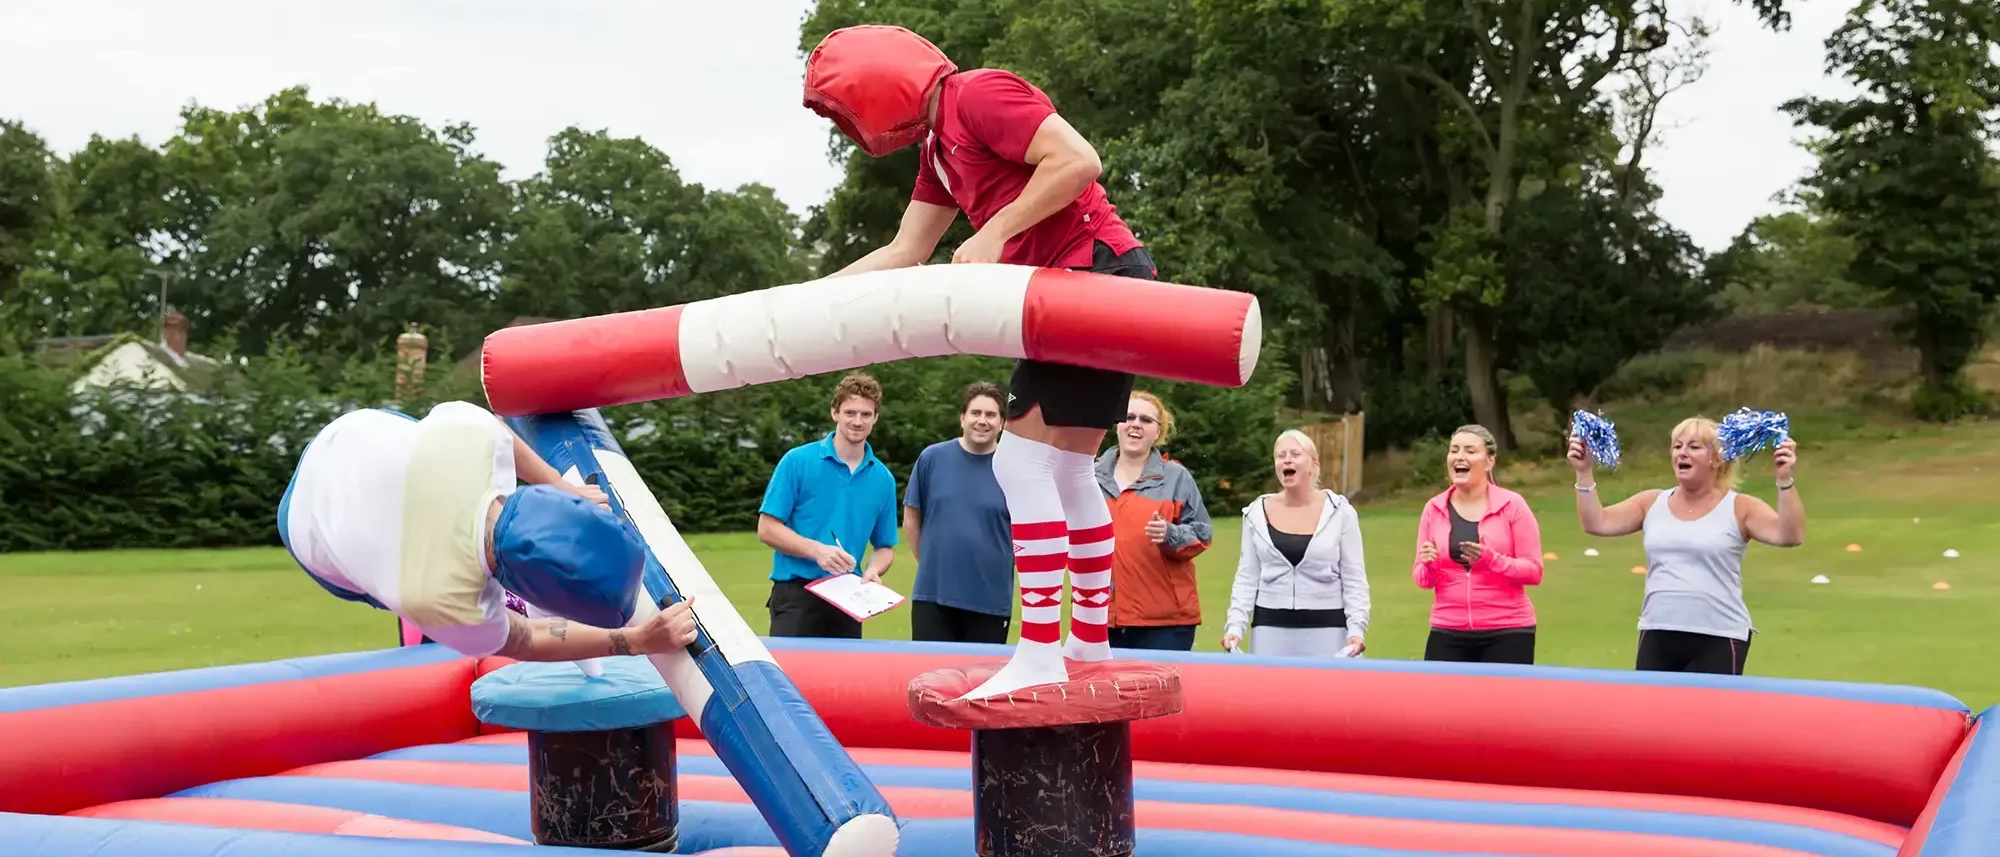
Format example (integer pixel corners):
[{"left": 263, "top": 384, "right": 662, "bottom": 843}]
[{"left": 802, "top": 25, "right": 958, "bottom": 157}]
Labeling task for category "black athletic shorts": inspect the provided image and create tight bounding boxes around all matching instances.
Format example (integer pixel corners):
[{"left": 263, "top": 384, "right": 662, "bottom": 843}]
[
  {"left": 1424, "top": 626, "right": 1537, "bottom": 665},
  {"left": 1636, "top": 628, "right": 1752, "bottom": 675},
  {"left": 1005, "top": 240, "right": 1158, "bottom": 430}
]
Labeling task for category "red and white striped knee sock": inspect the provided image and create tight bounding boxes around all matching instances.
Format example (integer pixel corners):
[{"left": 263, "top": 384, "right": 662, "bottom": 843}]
[
  {"left": 1010, "top": 514, "right": 1070, "bottom": 649},
  {"left": 1056, "top": 449, "right": 1114, "bottom": 661},
  {"left": 958, "top": 431, "right": 1072, "bottom": 700}
]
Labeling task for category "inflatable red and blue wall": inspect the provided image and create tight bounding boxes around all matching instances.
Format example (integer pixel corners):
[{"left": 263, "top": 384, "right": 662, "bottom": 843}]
[{"left": 1, "top": 636, "right": 1995, "bottom": 856}]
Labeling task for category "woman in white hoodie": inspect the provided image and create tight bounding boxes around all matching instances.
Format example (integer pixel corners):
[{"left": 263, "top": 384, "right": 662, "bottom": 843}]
[{"left": 1220, "top": 429, "right": 1370, "bottom": 657}]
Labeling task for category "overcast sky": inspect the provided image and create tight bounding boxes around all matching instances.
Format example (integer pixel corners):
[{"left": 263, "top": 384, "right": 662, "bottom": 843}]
[{"left": 1, "top": 0, "right": 1854, "bottom": 253}]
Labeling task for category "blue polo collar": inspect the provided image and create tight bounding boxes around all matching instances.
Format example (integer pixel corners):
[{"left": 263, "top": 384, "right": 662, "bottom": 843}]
[{"left": 817, "top": 431, "right": 880, "bottom": 470}]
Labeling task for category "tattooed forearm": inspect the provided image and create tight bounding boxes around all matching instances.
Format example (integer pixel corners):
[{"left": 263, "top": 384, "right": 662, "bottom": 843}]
[
  {"left": 608, "top": 628, "right": 633, "bottom": 656},
  {"left": 548, "top": 617, "right": 568, "bottom": 640}
]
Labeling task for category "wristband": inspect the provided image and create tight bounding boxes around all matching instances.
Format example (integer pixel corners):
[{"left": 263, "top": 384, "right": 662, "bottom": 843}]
[
  {"left": 1777, "top": 480, "right": 1795, "bottom": 491},
  {"left": 1575, "top": 484, "right": 1595, "bottom": 493}
]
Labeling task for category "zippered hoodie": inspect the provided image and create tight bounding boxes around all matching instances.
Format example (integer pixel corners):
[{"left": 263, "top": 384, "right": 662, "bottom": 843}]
[
  {"left": 1226, "top": 490, "right": 1370, "bottom": 642},
  {"left": 1095, "top": 448, "right": 1213, "bottom": 627},
  {"left": 1412, "top": 483, "right": 1543, "bottom": 631}
]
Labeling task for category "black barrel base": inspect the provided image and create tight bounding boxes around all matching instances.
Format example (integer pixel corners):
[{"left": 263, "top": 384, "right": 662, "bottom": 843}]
[
  {"left": 972, "top": 721, "right": 1136, "bottom": 857},
  {"left": 526, "top": 722, "right": 680, "bottom": 851}
]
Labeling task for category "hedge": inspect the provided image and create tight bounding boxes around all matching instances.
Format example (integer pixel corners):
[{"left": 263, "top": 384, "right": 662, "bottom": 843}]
[{"left": 0, "top": 346, "right": 1296, "bottom": 552}]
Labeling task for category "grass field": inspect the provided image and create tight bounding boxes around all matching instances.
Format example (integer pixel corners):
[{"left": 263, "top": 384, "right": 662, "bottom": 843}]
[{"left": 3, "top": 348, "right": 1998, "bottom": 709}]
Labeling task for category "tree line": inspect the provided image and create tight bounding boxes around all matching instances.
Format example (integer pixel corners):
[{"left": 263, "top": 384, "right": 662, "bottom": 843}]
[
  {"left": 0, "top": 0, "right": 1995, "bottom": 550},
  {"left": 794, "top": 0, "right": 2000, "bottom": 427}
]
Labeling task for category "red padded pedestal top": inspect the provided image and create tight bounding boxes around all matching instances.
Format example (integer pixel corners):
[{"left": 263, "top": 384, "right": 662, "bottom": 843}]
[{"left": 907, "top": 660, "right": 1184, "bottom": 730}]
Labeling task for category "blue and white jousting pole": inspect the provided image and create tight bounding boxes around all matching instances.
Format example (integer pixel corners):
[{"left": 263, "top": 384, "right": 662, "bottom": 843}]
[{"left": 505, "top": 409, "right": 899, "bottom": 857}]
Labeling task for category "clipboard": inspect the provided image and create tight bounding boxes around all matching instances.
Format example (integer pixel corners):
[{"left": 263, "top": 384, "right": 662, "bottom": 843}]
[{"left": 804, "top": 573, "right": 908, "bottom": 622}]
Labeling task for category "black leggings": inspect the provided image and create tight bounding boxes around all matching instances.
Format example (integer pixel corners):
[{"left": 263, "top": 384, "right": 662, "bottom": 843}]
[
  {"left": 1636, "top": 628, "right": 1752, "bottom": 675},
  {"left": 1424, "top": 627, "right": 1537, "bottom": 664}
]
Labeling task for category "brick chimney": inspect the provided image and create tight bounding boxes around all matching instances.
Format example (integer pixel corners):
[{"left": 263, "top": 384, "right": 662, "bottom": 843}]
[
  {"left": 162, "top": 307, "right": 189, "bottom": 358},
  {"left": 395, "top": 322, "right": 429, "bottom": 403}
]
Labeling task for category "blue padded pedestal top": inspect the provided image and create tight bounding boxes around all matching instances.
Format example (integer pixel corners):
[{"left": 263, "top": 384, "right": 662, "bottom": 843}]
[{"left": 470, "top": 657, "right": 686, "bottom": 732}]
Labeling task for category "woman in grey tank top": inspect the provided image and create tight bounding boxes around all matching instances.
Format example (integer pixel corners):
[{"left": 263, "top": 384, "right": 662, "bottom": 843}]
[{"left": 1566, "top": 415, "right": 1807, "bottom": 675}]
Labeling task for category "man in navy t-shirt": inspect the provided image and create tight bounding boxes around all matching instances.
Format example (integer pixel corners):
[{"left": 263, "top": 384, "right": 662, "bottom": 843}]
[{"left": 902, "top": 382, "right": 1016, "bottom": 643}]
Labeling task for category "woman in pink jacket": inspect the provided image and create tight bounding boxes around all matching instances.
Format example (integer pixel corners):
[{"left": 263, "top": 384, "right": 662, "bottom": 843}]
[{"left": 1411, "top": 424, "right": 1545, "bottom": 663}]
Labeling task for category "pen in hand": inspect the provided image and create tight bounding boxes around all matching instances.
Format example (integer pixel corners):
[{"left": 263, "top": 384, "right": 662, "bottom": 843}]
[{"left": 833, "top": 536, "right": 880, "bottom": 583}]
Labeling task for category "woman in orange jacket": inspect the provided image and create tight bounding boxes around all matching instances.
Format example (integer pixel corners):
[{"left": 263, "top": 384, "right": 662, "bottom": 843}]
[
  {"left": 1411, "top": 424, "right": 1546, "bottom": 664},
  {"left": 1094, "top": 391, "right": 1213, "bottom": 650}
]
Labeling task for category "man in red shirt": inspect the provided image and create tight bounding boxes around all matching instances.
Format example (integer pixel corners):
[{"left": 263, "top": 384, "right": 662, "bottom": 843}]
[{"left": 804, "top": 24, "right": 1155, "bottom": 698}]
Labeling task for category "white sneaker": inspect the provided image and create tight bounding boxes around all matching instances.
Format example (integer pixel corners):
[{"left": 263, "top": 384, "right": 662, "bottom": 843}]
[{"left": 957, "top": 640, "right": 1070, "bottom": 700}]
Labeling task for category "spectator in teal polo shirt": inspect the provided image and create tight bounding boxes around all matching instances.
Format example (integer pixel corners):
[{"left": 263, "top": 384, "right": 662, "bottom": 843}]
[{"left": 756, "top": 372, "right": 901, "bottom": 638}]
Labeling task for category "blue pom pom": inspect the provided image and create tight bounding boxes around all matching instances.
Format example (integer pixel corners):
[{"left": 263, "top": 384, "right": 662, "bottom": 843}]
[
  {"left": 1569, "top": 410, "right": 1622, "bottom": 471},
  {"left": 1717, "top": 407, "right": 1790, "bottom": 462}
]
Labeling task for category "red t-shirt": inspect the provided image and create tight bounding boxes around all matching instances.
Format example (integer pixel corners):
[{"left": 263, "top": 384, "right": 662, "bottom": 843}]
[{"left": 912, "top": 69, "right": 1142, "bottom": 269}]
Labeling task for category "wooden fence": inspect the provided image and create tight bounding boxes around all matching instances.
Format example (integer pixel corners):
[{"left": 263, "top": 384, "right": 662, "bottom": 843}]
[{"left": 1299, "top": 411, "right": 1365, "bottom": 496}]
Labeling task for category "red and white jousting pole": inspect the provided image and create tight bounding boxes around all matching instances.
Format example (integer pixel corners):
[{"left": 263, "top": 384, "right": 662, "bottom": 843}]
[{"left": 480, "top": 264, "right": 1263, "bottom": 417}]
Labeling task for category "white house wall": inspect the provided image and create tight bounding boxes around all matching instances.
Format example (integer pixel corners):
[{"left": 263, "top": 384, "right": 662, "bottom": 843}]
[{"left": 70, "top": 342, "right": 186, "bottom": 395}]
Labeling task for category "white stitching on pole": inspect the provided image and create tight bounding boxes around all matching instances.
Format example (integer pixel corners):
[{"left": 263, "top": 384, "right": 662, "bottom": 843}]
[{"left": 675, "top": 265, "right": 1033, "bottom": 395}]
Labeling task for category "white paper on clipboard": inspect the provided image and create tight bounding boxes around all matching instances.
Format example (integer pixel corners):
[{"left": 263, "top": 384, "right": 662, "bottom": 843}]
[{"left": 804, "top": 573, "right": 907, "bottom": 621}]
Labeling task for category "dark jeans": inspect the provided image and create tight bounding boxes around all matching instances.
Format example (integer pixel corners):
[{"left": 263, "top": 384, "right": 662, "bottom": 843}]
[
  {"left": 1636, "top": 628, "right": 1752, "bottom": 675},
  {"left": 1109, "top": 624, "right": 1198, "bottom": 651},
  {"left": 910, "top": 600, "right": 1011, "bottom": 645},
  {"left": 766, "top": 579, "right": 862, "bottom": 639},
  {"left": 1424, "top": 627, "right": 1537, "bottom": 664}
]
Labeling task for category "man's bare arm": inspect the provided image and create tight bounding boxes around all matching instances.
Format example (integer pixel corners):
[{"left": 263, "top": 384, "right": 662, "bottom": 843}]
[
  {"left": 757, "top": 514, "right": 854, "bottom": 573},
  {"left": 512, "top": 434, "right": 567, "bottom": 486},
  {"left": 758, "top": 513, "right": 827, "bottom": 559},
  {"left": 493, "top": 600, "right": 698, "bottom": 662},
  {"left": 494, "top": 614, "right": 638, "bottom": 661},
  {"left": 976, "top": 114, "right": 1102, "bottom": 244},
  {"left": 830, "top": 200, "right": 959, "bottom": 277},
  {"left": 865, "top": 545, "right": 894, "bottom": 578},
  {"left": 902, "top": 506, "right": 922, "bottom": 562}
]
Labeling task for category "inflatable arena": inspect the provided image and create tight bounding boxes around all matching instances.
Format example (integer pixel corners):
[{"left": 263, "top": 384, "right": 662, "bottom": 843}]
[
  {"left": 3, "top": 266, "right": 1996, "bottom": 857},
  {"left": 4, "top": 633, "right": 1999, "bottom": 857}
]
